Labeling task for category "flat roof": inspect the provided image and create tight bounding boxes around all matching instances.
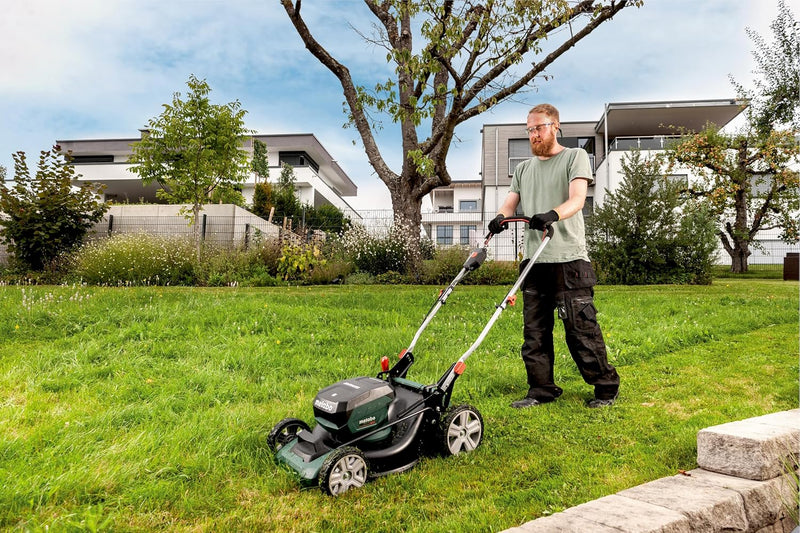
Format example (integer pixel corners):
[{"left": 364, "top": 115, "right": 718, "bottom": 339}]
[
  {"left": 57, "top": 132, "right": 358, "bottom": 197},
  {"left": 595, "top": 99, "right": 747, "bottom": 137},
  {"left": 254, "top": 133, "right": 357, "bottom": 196}
]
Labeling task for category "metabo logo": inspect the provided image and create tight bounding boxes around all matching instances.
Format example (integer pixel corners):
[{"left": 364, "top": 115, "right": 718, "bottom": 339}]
[
  {"left": 358, "top": 416, "right": 376, "bottom": 427},
  {"left": 314, "top": 398, "right": 336, "bottom": 413}
]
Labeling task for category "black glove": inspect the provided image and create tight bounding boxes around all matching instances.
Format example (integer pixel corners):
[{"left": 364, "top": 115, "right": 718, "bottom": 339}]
[
  {"left": 530, "top": 210, "right": 559, "bottom": 231},
  {"left": 488, "top": 214, "right": 506, "bottom": 234}
]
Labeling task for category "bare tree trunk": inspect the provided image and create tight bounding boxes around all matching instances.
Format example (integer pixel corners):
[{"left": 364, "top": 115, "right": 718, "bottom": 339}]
[
  {"left": 391, "top": 189, "right": 424, "bottom": 276},
  {"left": 193, "top": 203, "right": 202, "bottom": 263},
  {"left": 729, "top": 241, "right": 751, "bottom": 273}
]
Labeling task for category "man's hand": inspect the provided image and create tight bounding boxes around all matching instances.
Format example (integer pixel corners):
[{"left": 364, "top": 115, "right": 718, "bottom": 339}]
[
  {"left": 488, "top": 214, "right": 506, "bottom": 234},
  {"left": 530, "top": 210, "right": 559, "bottom": 231}
]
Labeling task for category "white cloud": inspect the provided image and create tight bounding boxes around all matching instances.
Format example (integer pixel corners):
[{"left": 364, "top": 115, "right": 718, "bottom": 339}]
[{"left": 0, "top": 0, "right": 790, "bottom": 210}]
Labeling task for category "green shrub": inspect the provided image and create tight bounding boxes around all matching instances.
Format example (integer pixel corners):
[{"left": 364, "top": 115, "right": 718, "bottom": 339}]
[
  {"left": 74, "top": 233, "right": 197, "bottom": 286},
  {"left": 418, "top": 246, "right": 470, "bottom": 285},
  {"left": 277, "top": 242, "right": 326, "bottom": 281},
  {"left": 588, "top": 150, "right": 718, "bottom": 285},
  {"left": 0, "top": 148, "right": 107, "bottom": 271},
  {"left": 197, "top": 239, "right": 282, "bottom": 287},
  {"left": 375, "top": 270, "right": 406, "bottom": 284},
  {"left": 471, "top": 260, "right": 519, "bottom": 285},
  {"left": 306, "top": 259, "right": 353, "bottom": 285},
  {"left": 344, "top": 272, "right": 375, "bottom": 285},
  {"left": 338, "top": 223, "right": 411, "bottom": 275}
]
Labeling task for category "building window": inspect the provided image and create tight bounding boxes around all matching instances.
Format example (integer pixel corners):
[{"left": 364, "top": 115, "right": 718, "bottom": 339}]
[
  {"left": 70, "top": 155, "right": 114, "bottom": 164},
  {"left": 668, "top": 174, "right": 689, "bottom": 190},
  {"left": 437, "top": 225, "right": 453, "bottom": 245},
  {"left": 508, "top": 139, "right": 530, "bottom": 175},
  {"left": 459, "top": 200, "right": 478, "bottom": 212},
  {"left": 582, "top": 196, "right": 594, "bottom": 219},
  {"left": 460, "top": 225, "right": 477, "bottom": 245},
  {"left": 279, "top": 151, "right": 319, "bottom": 172},
  {"left": 561, "top": 136, "right": 595, "bottom": 154}
]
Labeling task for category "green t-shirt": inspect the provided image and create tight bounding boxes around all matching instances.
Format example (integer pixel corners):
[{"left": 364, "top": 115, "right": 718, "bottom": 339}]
[{"left": 510, "top": 147, "right": 592, "bottom": 263}]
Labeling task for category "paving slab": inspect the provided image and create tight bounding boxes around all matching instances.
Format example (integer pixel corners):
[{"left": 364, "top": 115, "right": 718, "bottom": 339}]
[
  {"left": 748, "top": 410, "right": 800, "bottom": 432},
  {"left": 686, "top": 468, "right": 798, "bottom": 531},
  {"left": 697, "top": 420, "right": 799, "bottom": 481},
  {"left": 503, "top": 512, "right": 625, "bottom": 532},
  {"left": 618, "top": 474, "right": 748, "bottom": 532},
  {"left": 503, "top": 494, "right": 693, "bottom": 533}
]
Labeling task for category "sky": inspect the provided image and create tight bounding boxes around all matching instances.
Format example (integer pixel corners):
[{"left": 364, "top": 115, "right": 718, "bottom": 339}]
[{"left": 0, "top": 0, "right": 787, "bottom": 211}]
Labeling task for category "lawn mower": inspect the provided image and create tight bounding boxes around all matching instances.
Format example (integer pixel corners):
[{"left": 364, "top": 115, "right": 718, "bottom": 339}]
[{"left": 268, "top": 219, "right": 552, "bottom": 495}]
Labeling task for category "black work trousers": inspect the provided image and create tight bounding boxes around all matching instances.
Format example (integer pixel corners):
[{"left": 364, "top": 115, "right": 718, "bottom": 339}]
[{"left": 520, "top": 259, "right": 619, "bottom": 402}]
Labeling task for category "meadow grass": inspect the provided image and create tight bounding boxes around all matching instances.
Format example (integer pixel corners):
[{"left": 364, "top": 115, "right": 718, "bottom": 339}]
[{"left": 0, "top": 280, "right": 797, "bottom": 532}]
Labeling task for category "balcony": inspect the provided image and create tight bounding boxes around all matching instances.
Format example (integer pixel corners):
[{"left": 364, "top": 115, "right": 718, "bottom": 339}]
[{"left": 608, "top": 135, "right": 683, "bottom": 151}]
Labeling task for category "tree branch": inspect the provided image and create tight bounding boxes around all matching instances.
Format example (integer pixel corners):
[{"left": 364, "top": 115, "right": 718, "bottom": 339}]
[{"left": 280, "top": 0, "right": 397, "bottom": 188}]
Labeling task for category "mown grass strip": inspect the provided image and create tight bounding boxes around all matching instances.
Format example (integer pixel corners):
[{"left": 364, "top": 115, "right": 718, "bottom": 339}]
[{"left": 0, "top": 280, "right": 796, "bottom": 531}]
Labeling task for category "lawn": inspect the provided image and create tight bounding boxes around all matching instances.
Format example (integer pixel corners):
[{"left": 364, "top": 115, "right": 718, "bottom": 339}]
[{"left": 0, "top": 280, "right": 797, "bottom": 532}]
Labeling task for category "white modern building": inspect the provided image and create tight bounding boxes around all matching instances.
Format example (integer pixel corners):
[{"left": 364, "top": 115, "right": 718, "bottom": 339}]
[
  {"left": 426, "top": 98, "right": 799, "bottom": 264},
  {"left": 56, "top": 132, "right": 361, "bottom": 221}
]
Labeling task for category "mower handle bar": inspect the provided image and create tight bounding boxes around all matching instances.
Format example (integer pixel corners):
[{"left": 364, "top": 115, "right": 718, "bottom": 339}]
[
  {"left": 405, "top": 219, "right": 551, "bottom": 356},
  {"left": 436, "top": 226, "right": 554, "bottom": 393},
  {"left": 483, "top": 216, "right": 554, "bottom": 243}
]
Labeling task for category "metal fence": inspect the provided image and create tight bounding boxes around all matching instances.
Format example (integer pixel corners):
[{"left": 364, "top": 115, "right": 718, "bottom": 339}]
[{"left": 87, "top": 213, "right": 281, "bottom": 249}]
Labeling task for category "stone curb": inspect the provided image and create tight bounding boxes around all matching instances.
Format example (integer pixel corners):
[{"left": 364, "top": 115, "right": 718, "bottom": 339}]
[{"left": 503, "top": 409, "right": 799, "bottom": 533}]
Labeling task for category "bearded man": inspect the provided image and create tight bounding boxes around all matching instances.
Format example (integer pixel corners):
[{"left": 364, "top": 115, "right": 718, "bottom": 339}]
[{"left": 488, "top": 103, "right": 620, "bottom": 409}]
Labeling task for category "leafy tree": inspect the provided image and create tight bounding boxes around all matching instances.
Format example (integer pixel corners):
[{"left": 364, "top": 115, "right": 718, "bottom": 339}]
[
  {"left": 588, "top": 150, "right": 718, "bottom": 284},
  {"left": 0, "top": 147, "right": 108, "bottom": 271},
  {"left": 251, "top": 139, "right": 274, "bottom": 219},
  {"left": 273, "top": 163, "right": 302, "bottom": 224},
  {"left": 672, "top": 2, "right": 800, "bottom": 273},
  {"left": 306, "top": 203, "right": 350, "bottom": 235},
  {"left": 731, "top": 0, "right": 799, "bottom": 135},
  {"left": 129, "top": 74, "right": 251, "bottom": 256},
  {"left": 281, "top": 0, "right": 641, "bottom": 271},
  {"left": 667, "top": 124, "right": 799, "bottom": 273},
  {"left": 252, "top": 182, "right": 275, "bottom": 219},
  {"left": 209, "top": 185, "right": 246, "bottom": 206},
  {"left": 252, "top": 139, "right": 270, "bottom": 184}
]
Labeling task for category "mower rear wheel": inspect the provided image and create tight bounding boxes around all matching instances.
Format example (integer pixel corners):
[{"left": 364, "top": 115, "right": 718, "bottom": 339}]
[
  {"left": 439, "top": 404, "right": 483, "bottom": 456},
  {"left": 267, "top": 418, "right": 310, "bottom": 453},
  {"left": 319, "top": 446, "right": 369, "bottom": 496}
]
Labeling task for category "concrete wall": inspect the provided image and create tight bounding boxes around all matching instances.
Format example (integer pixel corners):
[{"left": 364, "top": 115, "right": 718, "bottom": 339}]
[{"left": 92, "top": 204, "right": 281, "bottom": 248}]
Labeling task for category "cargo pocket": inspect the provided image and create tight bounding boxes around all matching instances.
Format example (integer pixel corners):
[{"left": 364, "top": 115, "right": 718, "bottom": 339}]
[
  {"left": 570, "top": 296, "right": 598, "bottom": 333},
  {"left": 563, "top": 260, "right": 596, "bottom": 290}
]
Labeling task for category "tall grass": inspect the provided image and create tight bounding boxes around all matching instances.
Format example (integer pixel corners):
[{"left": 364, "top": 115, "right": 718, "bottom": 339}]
[{"left": 0, "top": 280, "right": 796, "bottom": 531}]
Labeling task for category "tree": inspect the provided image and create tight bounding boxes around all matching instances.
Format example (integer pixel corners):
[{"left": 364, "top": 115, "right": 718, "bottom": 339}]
[
  {"left": 731, "top": 0, "right": 800, "bottom": 135},
  {"left": 0, "top": 147, "right": 108, "bottom": 271},
  {"left": 273, "top": 163, "right": 302, "bottom": 225},
  {"left": 588, "top": 150, "right": 718, "bottom": 284},
  {"left": 667, "top": 124, "right": 799, "bottom": 273},
  {"left": 281, "top": 0, "right": 640, "bottom": 270},
  {"left": 252, "top": 181, "right": 275, "bottom": 219},
  {"left": 306, "top": 203, "right": 350, "bottom": 235},
  {"left": 251, "top": 138, "right": 275, "bottom": 219},
  {"left": 129, "top": 75, "right": 251, "bottom": 256},
  {"left": 252, "top": 139, "right": 270, "bottom": 184}
]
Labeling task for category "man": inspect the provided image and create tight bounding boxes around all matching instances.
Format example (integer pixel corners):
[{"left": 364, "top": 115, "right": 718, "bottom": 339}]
[{"left": 489, "top": 103, "right": 619, "bottom": 408}]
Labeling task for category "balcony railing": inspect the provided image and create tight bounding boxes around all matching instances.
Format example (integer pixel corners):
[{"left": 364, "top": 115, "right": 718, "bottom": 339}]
[{"left": 608, "top": 135, "right": 683, "bottom": 151}]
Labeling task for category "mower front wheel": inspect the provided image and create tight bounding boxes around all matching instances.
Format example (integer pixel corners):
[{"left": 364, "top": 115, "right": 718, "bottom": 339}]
[
  {"left": 267, "top": 418, "right": 310, "bottom": 453},
  {"left": 439, "top": 404, "right": 483, "bottom": 456},
  {"left": 319, "top": 446, "right": 369, "bottom": 496}
]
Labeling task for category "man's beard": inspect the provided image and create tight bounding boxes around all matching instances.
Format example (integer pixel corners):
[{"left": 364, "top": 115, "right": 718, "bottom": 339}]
[{"left": 530, "top": 136, "right": 556, "bottom": 157}]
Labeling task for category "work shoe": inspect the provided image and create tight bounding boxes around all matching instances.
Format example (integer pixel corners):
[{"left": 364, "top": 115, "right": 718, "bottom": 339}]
[
  {"left": 587, "top": 393, "right": 618, "bottom": 408},
  {"left": 511, "top": 397, "right": 541, "bottom": 409}
]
